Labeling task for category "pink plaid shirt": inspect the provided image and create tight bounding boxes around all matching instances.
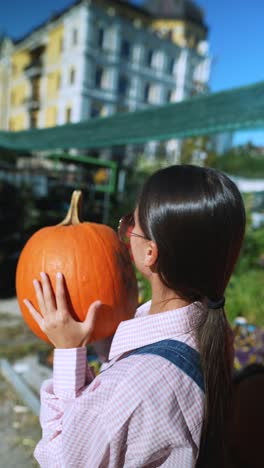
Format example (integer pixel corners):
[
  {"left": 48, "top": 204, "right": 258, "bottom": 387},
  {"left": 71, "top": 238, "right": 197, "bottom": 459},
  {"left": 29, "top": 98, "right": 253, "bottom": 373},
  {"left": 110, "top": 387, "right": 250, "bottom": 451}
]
[{"left": 35, "top": 301, "right": 205, "bottom": 467}]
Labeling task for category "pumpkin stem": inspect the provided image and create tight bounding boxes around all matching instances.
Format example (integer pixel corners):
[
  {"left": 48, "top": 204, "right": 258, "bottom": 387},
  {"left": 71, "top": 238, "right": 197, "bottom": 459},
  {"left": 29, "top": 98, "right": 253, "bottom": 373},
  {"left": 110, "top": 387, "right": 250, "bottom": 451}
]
[{"left": 59, "top": 190, "right": 83, "bottom": 226}]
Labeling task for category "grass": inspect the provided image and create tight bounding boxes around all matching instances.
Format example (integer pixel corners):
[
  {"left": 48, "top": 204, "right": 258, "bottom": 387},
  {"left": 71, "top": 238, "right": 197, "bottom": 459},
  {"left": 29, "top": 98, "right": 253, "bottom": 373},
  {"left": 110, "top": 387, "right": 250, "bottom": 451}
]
[
  {"left": 226, "top": 269, "right": 264, "bottom": 326},
  {"left": 0, "top": 315, "right": 52, "bottom": 361}
]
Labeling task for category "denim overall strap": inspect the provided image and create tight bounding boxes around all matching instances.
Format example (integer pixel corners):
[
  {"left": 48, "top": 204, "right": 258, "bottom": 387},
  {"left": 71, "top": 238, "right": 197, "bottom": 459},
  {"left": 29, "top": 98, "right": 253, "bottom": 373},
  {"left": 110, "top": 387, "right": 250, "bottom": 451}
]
[{"left": 122, "top": 339, "right": 205, "bottom": 392}]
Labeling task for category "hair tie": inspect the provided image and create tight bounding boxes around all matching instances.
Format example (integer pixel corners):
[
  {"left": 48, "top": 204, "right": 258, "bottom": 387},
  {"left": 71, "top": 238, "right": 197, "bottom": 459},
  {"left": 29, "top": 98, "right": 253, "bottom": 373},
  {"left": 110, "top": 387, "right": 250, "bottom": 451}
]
[{"left": 206, "top": 297, "right": 225, "bottom": 310}]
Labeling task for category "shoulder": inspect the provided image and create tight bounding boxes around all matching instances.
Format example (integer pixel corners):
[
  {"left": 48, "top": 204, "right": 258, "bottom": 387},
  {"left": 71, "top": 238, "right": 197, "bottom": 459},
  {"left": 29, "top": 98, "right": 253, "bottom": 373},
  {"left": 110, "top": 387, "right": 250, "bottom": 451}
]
[
  {"left": 78, "top": 352, "right": 202, "bottom": 447},
  {"left": 98, "top": 352, "right": 177, "bottom": 412},
  {"left": 103, "top": 353, "right": 204, "bottom": 451},
  {"left": 113, "top": 351, "right": 204, "bottom": 432},
  {"left": 101, "top": 350, "right": 198, "bottom": 419},
  {"left": 97, "top": 355, "right": 184, "bottom": 440},
  {"left": 104, "top": 340, "right": 203, "bottom": 400}
]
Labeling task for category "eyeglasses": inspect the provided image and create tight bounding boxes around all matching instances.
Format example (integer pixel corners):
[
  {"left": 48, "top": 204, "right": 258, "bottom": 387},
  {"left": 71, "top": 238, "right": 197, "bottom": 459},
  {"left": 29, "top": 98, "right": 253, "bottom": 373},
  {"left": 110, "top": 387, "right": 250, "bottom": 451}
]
[{"left": 118, "top": 212, "right": 149, "bottom": 245}]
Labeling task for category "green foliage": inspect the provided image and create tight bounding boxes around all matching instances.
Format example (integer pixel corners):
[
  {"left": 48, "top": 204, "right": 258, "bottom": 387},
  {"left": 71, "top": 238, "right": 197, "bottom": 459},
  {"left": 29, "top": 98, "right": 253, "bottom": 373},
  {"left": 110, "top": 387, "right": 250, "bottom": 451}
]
[
  {"left": 234, "top": 195, "right": 264, "bottom": 273},
  {"left": 226, "top": 269, "right": 264, "bottom": 325},
  {"left": 180, "top": 136, "right": 217, "bottom": 166},
  {"left": 226, "top": 197, "right": 264, "bottom": 326},
  {"left": 136, "top": 270, "right": 151, "bottom": 304},
  {"left": 212, "top": 146, "right": 264, "bottom": 178}
]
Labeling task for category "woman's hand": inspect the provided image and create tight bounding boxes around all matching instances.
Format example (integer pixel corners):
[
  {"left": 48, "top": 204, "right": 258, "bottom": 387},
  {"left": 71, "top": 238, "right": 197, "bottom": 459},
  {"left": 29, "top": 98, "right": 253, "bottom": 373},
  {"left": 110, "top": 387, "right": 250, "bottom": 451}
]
[{"left": 23, "top": 272, "right": 102, "bottom": 349}]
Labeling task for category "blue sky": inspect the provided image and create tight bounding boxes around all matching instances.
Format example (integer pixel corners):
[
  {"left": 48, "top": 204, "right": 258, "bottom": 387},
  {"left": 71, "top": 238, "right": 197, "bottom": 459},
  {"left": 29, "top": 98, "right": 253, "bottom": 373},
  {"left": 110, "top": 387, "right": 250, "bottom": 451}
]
[
  {"left": 194, "top": 0, "right": 264, "bottom": 146},
  {"left": 1, "top": 0, "right": 263, "bottom": 145}
]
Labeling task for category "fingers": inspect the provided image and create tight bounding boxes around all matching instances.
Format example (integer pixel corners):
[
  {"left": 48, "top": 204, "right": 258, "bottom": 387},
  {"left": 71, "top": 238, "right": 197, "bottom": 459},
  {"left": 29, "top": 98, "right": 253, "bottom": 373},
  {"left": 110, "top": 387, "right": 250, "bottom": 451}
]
[
  {"left": 39, "top": 272, "right": 56, "bottom": 314},
  {"left": 23, "top": 299, "right": 44, "bottom": 330},
  {"left": 83, "top": 300, "right": 102, "bottom": 334},
  {"left": 33, "top": 277, "right": 47, "bottom": 316},
  {"left": 55, "top": 272, "right": 69, "bottom": 316}
]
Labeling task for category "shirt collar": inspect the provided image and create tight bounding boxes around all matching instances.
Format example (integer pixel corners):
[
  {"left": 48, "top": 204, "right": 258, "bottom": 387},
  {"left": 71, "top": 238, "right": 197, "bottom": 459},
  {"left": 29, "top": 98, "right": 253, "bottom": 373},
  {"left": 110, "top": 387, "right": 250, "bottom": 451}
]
[{"left": 109, "top": 301, "right": 203, "bottom": 361}]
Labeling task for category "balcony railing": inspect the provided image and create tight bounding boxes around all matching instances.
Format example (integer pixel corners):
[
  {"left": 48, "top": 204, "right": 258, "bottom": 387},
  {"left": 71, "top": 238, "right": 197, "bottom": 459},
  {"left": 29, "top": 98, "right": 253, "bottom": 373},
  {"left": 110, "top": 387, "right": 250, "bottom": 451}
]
[
  {"left": 24, "top": 96, "right": 40, "bottom": 110},
  {"left": 24, "top": 59, "right": 43, "bottom": 78}
]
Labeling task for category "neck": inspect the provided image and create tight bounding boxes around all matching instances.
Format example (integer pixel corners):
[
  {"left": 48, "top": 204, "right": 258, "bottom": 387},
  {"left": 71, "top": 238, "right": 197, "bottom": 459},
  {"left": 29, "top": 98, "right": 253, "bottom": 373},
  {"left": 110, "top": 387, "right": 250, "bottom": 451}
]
[
  {"left": 148, "top": 276, "right": 190, "bottom": 315},
  {"left": 149, "top": 297, "right": 190, "bottom": 315}
]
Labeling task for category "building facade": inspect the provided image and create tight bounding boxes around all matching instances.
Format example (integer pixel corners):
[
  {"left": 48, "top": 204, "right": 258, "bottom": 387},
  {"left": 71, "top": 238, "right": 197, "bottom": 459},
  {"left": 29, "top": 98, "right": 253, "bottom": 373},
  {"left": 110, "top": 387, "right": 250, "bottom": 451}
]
[{"left": 0, "top": 0, "right": 211, "bottom": 159}]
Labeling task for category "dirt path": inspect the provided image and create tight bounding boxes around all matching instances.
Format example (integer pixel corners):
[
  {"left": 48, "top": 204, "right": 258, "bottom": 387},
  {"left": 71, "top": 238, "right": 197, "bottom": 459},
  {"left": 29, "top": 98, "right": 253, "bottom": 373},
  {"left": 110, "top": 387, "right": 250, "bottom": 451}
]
[
  {"left": 0, "top": 297, "right": 51, "bottom": 466},
  {"left": 0, "top": 376, "right": 41, "bottom": 467}
]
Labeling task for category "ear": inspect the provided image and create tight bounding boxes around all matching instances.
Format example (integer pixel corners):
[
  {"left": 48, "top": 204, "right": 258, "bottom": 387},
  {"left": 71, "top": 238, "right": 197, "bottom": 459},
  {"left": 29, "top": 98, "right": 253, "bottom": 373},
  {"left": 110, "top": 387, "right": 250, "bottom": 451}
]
[{"left": 143, "top": 241, "right": 158, "bottom": 268}]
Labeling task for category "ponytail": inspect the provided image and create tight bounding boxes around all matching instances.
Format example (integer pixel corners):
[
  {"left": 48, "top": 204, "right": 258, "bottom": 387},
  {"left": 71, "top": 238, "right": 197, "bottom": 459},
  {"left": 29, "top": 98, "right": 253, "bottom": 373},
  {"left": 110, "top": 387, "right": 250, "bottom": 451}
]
[{"left": 195, "top": 306, "right": 233, "bottom": 467}]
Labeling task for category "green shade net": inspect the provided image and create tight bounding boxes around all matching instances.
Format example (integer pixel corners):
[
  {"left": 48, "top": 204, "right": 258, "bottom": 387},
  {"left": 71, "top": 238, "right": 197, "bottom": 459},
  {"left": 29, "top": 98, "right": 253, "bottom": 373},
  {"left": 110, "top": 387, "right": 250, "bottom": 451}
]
[{"left": 1, "top": 81, "right": 264, "bottom": 151}]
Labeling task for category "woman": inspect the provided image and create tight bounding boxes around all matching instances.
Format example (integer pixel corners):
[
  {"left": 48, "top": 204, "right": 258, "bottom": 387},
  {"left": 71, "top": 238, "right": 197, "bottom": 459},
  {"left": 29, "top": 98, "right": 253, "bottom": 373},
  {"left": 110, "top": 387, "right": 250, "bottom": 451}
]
[{"left": 24, "top": 165, "right": 246, "bottom": 467}]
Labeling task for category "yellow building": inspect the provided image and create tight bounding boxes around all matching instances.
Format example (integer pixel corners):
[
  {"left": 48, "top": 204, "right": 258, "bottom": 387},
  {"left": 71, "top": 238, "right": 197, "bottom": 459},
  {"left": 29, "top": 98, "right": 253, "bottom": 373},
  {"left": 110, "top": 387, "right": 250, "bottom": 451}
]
[
  {"left": 0, "top": 37, "right": 13, "bottom": 130},
  {"left": 146, "top": 0, "right": 207, "bottom": 48},
  {"left": 0, "top": 0, "right": 210, "bottom": 132}
]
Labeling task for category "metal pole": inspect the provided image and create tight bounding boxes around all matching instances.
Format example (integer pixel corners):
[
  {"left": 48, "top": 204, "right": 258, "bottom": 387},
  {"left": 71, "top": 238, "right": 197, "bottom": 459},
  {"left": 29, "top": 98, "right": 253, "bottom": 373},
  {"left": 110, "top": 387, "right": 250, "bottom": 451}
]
[{"left": 0, "top": 358, "right": 40, "bottom": 416}]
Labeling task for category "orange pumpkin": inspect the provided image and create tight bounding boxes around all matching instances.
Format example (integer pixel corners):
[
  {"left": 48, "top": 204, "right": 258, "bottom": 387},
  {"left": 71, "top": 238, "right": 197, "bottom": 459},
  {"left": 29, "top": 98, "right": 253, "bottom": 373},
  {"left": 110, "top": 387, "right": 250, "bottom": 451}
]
[{"left": 16, "top": 191, "right": 138, "bottom": 343}]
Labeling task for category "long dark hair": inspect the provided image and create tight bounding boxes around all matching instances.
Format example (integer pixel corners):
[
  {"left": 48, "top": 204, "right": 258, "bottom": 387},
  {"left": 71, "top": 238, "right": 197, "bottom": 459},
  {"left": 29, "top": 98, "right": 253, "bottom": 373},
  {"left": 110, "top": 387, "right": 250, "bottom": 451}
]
[{"left": 137, "top": 165, "right": 246, "bottom": 467}]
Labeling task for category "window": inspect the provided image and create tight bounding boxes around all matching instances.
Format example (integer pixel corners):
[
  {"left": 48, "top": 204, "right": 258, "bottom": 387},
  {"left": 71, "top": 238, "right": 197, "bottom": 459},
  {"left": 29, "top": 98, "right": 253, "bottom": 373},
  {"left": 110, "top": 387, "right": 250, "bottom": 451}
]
[
  {"left": 167, "top": 89, "right": 173, "bottom": 102},
  {"left": 147, "top": 50, "right": 153, "bottom": 67},
  {"left": 95, "top": 66, "right": 103, "bottom": 88},
  {"left": 144, "top": 83, "right": 150, "bottom": 102},
  {"left": 73, "top": 29, "right": 78, "bottom": 46},
  {"left": 91, "top": 106, "right": 100, "bottom": 118},
  {"left": 98, "top": 27, "right": 105, "bottom": 49},
  {"left": 69, "top": 67, "right": 75, "bottom": 85},
  {"left": 121, "top": 39, "right": 131, "bottom": 59},
  {"left": 11, "top": 91, "right": 16, "bottom": 106},
  {"left": 30, "top": 111, "right": 38, "bottom": 128},
  {"left": 118, "top": 75, "right": 129, "bottom": 97},
  {"left": 32, "top": 77, "right": 40, "bottom": 100},
  {"left": 149, "top": 85, "right": 159, "bottom": 104},
  {"left": 94, "top": 66, "right": 109, "bottom": 89},
  {"left": 168, "top": 58, "right": 175, "bottom": 74},
  {"left": 65, "top": 107, "right": 72, "bottom": 123},
  {"left": 91, "top": 101, "right": 104, "bottom": 118},
  {"left": 46, "top": 107, "right": 57, "bottom": 127},
  {"left": 152, "top": 51, "right": 163, "bottom": 70}
]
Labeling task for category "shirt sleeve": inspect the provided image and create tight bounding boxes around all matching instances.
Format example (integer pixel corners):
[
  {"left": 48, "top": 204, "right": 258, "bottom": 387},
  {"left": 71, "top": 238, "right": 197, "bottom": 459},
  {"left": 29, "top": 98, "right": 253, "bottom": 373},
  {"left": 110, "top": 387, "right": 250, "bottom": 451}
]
[
  {"left": 34, "top": 352, "right": 199, "bottom": 468},
  {"left": 35, "top": 347, "right": 96, "bottom": 466}
]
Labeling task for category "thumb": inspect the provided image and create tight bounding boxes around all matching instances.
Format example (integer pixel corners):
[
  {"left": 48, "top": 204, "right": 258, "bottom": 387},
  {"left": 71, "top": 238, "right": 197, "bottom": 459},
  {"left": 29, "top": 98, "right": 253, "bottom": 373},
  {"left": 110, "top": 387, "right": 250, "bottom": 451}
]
[{"left": 83, "top": 300, "right": 102, "bottom": 334}]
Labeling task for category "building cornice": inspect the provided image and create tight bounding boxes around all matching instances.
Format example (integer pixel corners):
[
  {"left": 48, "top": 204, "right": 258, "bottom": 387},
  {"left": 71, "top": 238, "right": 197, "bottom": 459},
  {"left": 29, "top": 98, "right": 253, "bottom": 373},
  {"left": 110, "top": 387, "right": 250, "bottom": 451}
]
[{"left": 12, "top": 0, "right": 150, "bottom": 47}]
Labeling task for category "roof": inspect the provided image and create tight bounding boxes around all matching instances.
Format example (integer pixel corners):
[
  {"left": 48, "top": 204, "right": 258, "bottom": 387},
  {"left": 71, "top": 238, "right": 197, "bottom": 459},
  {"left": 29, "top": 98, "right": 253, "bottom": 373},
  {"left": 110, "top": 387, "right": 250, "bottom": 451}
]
[
  {"left": 13, "top": 0, "right": 150, "bottom": 44},
  {"left": 143, "top": 0, "right": 207, "bottom": 29},
  {"left": 13, "top": 0, "right": 206, "bottom": 45},
  {"left": 0, "top": 81, "right": 264, "bottom": 152}
]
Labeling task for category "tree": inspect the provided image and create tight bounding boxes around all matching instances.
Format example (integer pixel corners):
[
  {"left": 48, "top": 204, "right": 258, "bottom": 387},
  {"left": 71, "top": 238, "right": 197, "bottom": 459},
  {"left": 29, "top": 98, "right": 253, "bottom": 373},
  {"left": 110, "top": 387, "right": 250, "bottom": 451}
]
[
  {"left": 180, "top": 136, "right": 217, "bottom": 166},
  {"left": 212, "top": 146, "right": 264, "bottom": 178}
]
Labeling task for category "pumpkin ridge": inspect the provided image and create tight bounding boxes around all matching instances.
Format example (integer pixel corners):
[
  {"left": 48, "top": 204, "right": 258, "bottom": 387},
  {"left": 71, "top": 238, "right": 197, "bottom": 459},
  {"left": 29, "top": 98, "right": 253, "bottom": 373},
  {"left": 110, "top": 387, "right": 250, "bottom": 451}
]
[
  {"left": 75, "top": 224, "right": 92, "bottom": 322},
  {"left": 87, "top": 224, "right": 108, "bottom": 307},
  {"left": 76, "top": 222, "right": 101, "bottom": 320},
  {"left": 42, "top": 228, "right": 53, "bottom": 286}
]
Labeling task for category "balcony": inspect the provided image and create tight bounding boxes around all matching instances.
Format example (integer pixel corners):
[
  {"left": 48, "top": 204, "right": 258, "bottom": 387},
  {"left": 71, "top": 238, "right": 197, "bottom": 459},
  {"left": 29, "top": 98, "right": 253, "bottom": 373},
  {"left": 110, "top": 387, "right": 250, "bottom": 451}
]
[
  {"left": 24, "top": 95, "right": 40, "bottom": 111},
  {"left": 192, "top": 80, "right": 209, "bottom": 95},
  {"left": 24, "top": 59, "right": 43, "bottom": 78}
]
